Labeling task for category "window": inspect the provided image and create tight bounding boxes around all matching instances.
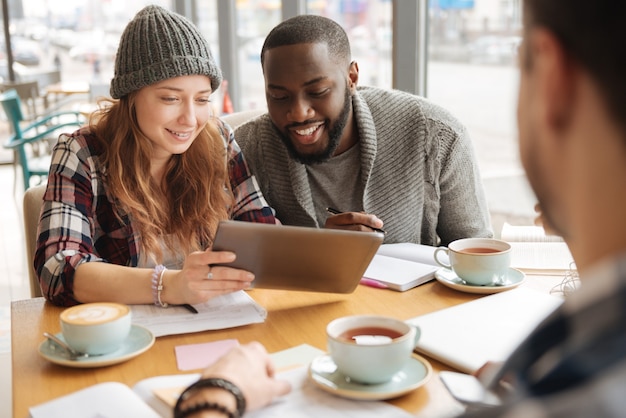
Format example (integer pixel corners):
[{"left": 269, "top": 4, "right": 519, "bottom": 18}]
[
  {"left": 427, "top": 0, "right": 535, "bottom": 234},
  {"left": 308, "top": 0, "right": 392, "bottom": 89},
  {"left": 231, "top": 0, "right": 392, "bottom": 111}
]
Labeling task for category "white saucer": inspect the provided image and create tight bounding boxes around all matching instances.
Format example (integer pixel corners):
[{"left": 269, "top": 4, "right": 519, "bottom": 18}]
[
  {"left": 308, "top": 353, "right": 432, "bottom": 401},
  {"left": 435, "top": 267, "right": 525, "bottom": 294},
  {"left": 38, "top": 324, "right": 155, "bottom": 368}
]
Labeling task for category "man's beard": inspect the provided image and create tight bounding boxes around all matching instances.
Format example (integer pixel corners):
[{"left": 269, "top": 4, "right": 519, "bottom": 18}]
[{"left": 275, "top": 86, "right": 352, "bottom": 165}]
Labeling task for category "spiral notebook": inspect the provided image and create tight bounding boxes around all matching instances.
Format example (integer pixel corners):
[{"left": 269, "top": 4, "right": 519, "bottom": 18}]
[{"left": 407, "top": 287, "right": 563, "bottom": 373}]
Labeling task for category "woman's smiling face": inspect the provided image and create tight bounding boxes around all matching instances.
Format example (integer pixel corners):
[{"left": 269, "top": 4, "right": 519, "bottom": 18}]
[{"left": 134, "top": 75, "right": 214, "bottom": 161}]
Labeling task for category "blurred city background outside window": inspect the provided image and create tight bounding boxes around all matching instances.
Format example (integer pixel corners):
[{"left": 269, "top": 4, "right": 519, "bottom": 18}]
[
  {"left": 426, "top": 0, "right": 533, "bottom": 228},
  {"left": 1, "top": 0, "right": 534, "bottom": 228},
  {"left": 3, "top": 0, "right": 173, "bottom": 85}
]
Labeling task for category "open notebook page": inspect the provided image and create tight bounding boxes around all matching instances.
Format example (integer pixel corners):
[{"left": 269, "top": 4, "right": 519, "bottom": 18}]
[{"left": 501, "top": 223, "right": 574, "bottom": 274}]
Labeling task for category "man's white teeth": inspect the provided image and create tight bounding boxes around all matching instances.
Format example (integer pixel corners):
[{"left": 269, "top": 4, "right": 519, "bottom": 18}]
[{"left": 295, "top": 125, "right": 319, "bottom": 136}]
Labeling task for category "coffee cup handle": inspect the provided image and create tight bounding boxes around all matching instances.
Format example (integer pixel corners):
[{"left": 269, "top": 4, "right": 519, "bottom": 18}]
[
  {"left": 434, "top": 247, "right": 452, "bottom": 269},
  {"left": 411, "top": 324, "right": 421, "bottom": 347}
]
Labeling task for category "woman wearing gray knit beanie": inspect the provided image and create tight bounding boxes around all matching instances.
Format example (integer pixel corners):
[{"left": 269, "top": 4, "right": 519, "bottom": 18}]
[{"left": 33, "top": 5, "right": 277, "bottom": 309}]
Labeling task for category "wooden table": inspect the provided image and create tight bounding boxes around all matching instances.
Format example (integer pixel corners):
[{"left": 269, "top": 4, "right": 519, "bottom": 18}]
[
  {"left": 12, "top": 276, "right": 563, "bottom": 417},
  {"left": 44, "top": 81, "right": 90, "bottom": 97},
  {"left": 43, "top": 81, "right": 91, "bottom": 110}
]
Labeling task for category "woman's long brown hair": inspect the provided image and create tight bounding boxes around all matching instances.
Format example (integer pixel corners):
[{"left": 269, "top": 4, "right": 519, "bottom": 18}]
[{"left": 90, "top": 94, "right": 233, "bottom": 263}]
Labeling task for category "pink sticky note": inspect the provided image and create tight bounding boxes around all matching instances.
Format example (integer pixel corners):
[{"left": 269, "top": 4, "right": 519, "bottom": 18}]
[{"left": 175, "top": 339, "right": 239, "bottom": 371}]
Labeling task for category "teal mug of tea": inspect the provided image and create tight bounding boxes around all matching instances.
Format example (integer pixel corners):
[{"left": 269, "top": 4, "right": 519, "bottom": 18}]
[
  {"left": 326, "top": 314, "right": 420, "bottom": 384},
  {"left": 434, "top": 238, "right": 511, "bottom": 286}
]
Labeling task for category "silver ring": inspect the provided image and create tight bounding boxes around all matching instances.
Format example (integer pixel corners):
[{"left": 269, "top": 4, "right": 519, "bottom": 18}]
[{"left": 207, "top": 268, "right": 213, "bottom": 280}]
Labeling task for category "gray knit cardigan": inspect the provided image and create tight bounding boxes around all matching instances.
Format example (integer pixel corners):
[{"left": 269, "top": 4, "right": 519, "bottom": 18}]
[{"left": 234, "top": 86, "right": 493, "bottom": 246}]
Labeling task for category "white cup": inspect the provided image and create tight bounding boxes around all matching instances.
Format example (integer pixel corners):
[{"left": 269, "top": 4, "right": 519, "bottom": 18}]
[
  {"left": 434, "top": 238, "right": 511, "bottom": 286},
  {"left": 60, "top": 302, "right": 131, "bottom": 355},
  {"left": 326, "top": 315, "right": 420, "bottom": 384}
]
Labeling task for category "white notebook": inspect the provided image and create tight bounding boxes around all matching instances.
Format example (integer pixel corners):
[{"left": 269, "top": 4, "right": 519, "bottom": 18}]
[
  {"left": 362, "top": 243, "right": 442, "bottom": 291},
  {"left": 407, "top": 287, "right": 563, "bottom": 373},
  {"left": 501, "top": 223, "right": 574, "bottom": 275}
]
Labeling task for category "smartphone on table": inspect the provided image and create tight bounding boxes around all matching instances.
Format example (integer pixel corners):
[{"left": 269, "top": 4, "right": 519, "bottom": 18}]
[{"left": 440, "top": 371, "right": 502, "bottom": 408}]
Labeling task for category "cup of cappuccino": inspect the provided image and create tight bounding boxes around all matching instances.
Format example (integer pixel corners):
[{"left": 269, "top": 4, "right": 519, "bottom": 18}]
[
  {"left": 60, "top": 302, "right": 131, "bottom": 355},
  {"left": 326, "top": 315, "right": 420, "bottom": 384},
  {"left": 434, "top": 238, "right": 511, "bottom": 286}
]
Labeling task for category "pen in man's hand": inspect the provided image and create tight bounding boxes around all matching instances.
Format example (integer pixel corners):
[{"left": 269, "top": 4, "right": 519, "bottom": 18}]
[
  {"left": 325, "top": 207, "right": 387, "bottom": 235},
  {"left": 182, "top": 304, "right": 198, "bottom": 314}
]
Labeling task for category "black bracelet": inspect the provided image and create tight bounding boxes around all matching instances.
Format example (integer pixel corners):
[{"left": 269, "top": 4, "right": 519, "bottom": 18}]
[
  {"left": 174, "top": 401, "right": 235, "bottom": 418},
  {"left": 174, "top": 377, "right": 246, "bottom": 418}
]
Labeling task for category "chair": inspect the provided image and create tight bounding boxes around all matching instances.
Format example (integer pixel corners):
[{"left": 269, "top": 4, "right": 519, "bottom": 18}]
[
  {"left": 29, "top": 69, "right": 62, "bottom": 92},
  {"left": 221, "top": 108, "right": 265, "bottom": 129},
  {"left": 0, "top": 80, "right": 42, "bottom": 121},
  {"left": 24, "top": 69, "right": 62, "bottom": 110},
  {"left": 0, "top": 89, "right": 86, "bottom": 191},
  {"left": 23, "top": 184, "right": 46, "bottom": 297}
]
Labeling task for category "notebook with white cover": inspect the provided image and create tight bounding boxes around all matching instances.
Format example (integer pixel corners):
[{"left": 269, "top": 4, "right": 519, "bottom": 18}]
[
  {"left": 376, "top": 243, "right": 446, "bottom": 265},
  {"left": 363, "top": 254, "right": 439, "bottom": 291},
  {"left": 501, "top": 223, "right": 574, "bottom": 275},
  {"left": 362, "top": 243, "right": 443, "bottom": 291},
  {"left": 407, "top": 287, "right": 563, "bottom": 373}
]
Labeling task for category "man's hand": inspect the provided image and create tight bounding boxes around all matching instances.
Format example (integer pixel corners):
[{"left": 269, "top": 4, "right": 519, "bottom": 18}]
[{"left": 325, "top": 210, "right": 385, "bottom": 234}]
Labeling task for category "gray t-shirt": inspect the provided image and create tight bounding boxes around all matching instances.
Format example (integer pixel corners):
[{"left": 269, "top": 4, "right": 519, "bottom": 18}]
[{"left": 305, "top": 144, "right": 364, "bottom": 226}]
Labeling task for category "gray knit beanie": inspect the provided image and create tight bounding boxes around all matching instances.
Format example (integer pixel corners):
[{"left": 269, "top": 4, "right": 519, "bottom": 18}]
[{"left": 110, "top": 5, "right": 222, "bottom": 99}]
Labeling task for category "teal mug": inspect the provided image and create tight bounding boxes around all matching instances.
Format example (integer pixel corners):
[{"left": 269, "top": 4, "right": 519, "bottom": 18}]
[
  {"left": 326, "top": 314, "right": 420, "bottom": 384},
  {"left": 434, "top": 238, "right": 511, "bottom": 286}
]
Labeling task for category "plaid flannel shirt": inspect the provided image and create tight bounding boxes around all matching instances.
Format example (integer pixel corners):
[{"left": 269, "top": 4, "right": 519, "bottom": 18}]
[{"left": 35, "top": 120, "right": 276, "bottom": 306}]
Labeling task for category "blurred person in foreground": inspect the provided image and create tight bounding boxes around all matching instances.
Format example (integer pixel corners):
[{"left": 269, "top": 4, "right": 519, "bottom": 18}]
[
  {"left": 234, "top": 15, "right": 492, "bottom": 246},
  {"left": 462, "top": 0, "right": 626, "bottom": 416},
  {"left": 34, "top": 5, "right": 277, "bottom": 307}
]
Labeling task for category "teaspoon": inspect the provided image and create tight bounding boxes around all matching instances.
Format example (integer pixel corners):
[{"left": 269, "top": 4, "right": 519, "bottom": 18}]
[{"left": 43, "top": 332, "right": 90, "bottom": 360}]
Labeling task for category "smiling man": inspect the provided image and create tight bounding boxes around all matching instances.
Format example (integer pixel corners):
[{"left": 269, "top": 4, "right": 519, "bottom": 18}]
[{"left": 234, "top": 15, "right": 492, "bottom": 246}]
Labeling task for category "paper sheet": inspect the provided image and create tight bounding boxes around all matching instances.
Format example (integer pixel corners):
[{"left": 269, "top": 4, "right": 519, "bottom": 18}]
[
  {"left": 30, "top": 382, "right": 161, "bottom": 418},
  {"left": 501, "top": 223, "right": 565, "bottom": 243},
  {"left": 500, "top": 223, "right": 574, "bottom": 274},
  {"left": 508, "top": 242, "right": 574, "bottom": 274},
  {"left": 147, "top": 343, "right": 326, "bottom": 412},
  {"left": 130, "top": 290, "right": 267, "bottom": 337},
  {"left": 175, "top": 339, "right": 240, "bottom": 371},
  {"left": 270, "top": 343, "right": 326, "bottom": 371},
  {"left": 134, "top": 367, "right": 414, "bottom": 418},
  {"left": 376, "top": 243, "right": 444, "bottom": 265},
  {"left": 408, "top": 287, "right": 563, "bottom": 374},
  {"left": 247, "top": 366, "right": 415, "bottom": 418}
]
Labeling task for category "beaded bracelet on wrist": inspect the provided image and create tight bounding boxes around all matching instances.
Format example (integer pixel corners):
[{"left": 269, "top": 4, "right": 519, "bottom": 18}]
[
  {"left": 174, "top": 401, "right": 235, "bottom": 418},
  {"left": 174, "top": 377, "right": 246, "bottom": 418},
  {"left": 151, "top": 264, "right": 169, "bottom": 308}
]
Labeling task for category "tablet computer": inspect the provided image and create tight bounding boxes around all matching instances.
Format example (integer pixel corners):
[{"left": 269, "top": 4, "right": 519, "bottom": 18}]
[{"left": 212, "top": 221, "right": 384, "bottom": 293}]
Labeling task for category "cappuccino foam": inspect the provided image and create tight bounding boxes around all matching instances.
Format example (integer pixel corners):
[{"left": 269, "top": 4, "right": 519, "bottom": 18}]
[{"left": 61, "top": 303, "right": 129, "bottom": 325}]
